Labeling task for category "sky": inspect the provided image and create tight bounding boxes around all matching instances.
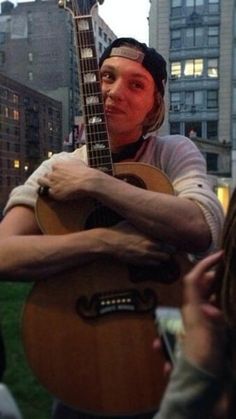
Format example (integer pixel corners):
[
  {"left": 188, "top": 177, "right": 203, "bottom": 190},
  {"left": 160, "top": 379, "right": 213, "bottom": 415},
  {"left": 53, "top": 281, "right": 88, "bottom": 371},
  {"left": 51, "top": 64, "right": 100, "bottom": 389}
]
[{"left": 98, "top": 0, "right": 150, "bottom": 44}]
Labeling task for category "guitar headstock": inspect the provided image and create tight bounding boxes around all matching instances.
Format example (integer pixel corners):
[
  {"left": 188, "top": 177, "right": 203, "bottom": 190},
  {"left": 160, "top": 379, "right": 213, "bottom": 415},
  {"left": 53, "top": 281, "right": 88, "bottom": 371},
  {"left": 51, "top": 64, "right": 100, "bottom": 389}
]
[{"left": 58, "top": 0, "right": 104, "bottom": 17}]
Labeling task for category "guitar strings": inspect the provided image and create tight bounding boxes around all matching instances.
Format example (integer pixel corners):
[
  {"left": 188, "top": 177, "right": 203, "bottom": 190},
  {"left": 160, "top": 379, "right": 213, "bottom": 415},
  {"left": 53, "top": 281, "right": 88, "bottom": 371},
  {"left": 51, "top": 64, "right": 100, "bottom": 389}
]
[{"left": 74, "top": 1, "right": 114, "bottom": 227}]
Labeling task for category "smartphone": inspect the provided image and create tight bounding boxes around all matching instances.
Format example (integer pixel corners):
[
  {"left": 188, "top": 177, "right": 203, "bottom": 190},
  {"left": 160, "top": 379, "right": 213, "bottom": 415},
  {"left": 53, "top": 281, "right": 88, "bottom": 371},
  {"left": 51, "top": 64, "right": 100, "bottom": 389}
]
[{"left": 155, "top": 307, "right": 184, "bottom": 365}]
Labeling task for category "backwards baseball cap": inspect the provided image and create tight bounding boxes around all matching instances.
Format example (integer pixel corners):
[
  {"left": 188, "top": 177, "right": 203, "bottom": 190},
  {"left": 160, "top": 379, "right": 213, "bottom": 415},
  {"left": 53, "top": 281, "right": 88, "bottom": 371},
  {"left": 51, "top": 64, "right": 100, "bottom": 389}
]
[{"left": 99, "top": 37, "right": 167, "bottom": 97}]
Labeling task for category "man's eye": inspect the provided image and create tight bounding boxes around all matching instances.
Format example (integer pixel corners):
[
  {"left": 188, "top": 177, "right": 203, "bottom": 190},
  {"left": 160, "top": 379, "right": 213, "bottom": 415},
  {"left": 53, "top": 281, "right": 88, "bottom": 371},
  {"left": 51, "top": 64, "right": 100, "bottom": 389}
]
[
  {"left": 101, "top": 72, "right": 113, "bottom": 81},
  {"left": 131, "top": 81, "right": 144, "bottom": 90}
]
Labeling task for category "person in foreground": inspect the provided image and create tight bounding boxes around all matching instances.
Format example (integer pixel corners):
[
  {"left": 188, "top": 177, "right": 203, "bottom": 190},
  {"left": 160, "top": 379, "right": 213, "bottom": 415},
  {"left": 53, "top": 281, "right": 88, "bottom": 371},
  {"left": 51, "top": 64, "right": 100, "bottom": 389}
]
[
  {"left": 154, "top": 251, "right": 228, "bottom": 419},
  {"left": 0, "top": 37, "right": 223, "bottom": 419}
]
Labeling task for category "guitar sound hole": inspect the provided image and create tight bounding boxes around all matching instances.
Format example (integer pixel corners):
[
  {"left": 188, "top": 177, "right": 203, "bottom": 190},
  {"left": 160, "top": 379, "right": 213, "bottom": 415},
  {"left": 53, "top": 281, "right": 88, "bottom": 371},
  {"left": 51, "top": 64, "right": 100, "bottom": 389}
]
[{"left": 85, "top": 205, "right": 123, "bottom": 229}]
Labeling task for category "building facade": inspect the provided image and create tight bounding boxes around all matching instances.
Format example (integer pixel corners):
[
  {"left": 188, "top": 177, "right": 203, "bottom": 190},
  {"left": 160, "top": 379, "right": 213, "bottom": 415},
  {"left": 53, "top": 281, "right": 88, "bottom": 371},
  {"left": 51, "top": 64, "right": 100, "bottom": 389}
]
[
  {"left": 0, "top": 0, "right": 116, "bottom": 141},
  {"left": 149, "top": 0, "right": 233, "bottom": 206},
  {"left": 0, "top": 72, "right": 62, "bottom": 214}
]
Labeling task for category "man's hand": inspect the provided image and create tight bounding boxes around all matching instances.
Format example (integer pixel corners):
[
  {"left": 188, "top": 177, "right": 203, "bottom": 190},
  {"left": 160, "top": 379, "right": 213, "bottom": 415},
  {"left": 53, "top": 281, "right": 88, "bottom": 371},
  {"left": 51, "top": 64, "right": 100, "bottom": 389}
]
[
  {"left": 37, "top": 158, "right": 102, "bottom": 200},
  {"left": 103, "top": 221, "right": 173, "bottom": 266}
]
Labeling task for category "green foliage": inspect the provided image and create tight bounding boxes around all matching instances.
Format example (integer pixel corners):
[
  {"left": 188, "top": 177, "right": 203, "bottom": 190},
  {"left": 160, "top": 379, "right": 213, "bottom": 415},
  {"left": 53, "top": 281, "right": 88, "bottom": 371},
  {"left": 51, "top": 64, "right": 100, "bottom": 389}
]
[{"left": 0, "top": 282, "right": 51, "bottom": 419}]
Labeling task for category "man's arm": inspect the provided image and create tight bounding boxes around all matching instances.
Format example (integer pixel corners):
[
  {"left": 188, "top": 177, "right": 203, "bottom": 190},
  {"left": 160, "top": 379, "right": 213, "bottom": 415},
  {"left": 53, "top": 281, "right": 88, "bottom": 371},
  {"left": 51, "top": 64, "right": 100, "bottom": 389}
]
[
  {"left": 38, "top": 159, "right": 212, "bottom": 253},
  {"left": 0, "top": 206, "right": 170, "bottom": 281}
]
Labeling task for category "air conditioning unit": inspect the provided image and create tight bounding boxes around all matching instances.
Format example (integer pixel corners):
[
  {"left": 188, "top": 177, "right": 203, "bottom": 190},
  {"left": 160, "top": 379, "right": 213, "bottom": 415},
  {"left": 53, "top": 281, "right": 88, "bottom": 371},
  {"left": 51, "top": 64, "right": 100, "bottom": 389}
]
[{"left": 173, "top": 104, "right": 180, "bottom": 111}]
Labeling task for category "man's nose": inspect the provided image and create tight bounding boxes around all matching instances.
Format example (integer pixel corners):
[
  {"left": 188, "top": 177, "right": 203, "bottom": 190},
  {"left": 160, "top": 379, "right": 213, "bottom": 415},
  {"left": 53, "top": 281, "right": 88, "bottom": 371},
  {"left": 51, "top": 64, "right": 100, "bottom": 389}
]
[{"left": 107, "top": 79, "right": 125, "bottom": 100}]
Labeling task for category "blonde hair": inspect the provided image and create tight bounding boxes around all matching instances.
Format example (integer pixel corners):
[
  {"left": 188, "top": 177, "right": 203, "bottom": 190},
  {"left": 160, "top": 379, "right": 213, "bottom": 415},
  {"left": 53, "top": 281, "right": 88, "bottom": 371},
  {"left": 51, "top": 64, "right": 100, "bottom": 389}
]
[{"left": 143, "top": 90, "right": 166, "bottom": 135}]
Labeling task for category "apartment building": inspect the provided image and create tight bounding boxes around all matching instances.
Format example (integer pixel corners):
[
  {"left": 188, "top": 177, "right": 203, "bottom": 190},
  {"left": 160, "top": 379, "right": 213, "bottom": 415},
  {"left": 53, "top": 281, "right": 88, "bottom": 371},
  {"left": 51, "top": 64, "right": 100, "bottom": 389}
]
[
  {"left": 0, "top": 72, "right": 62, "bottom": 214},
  {"left": 149, "top": 0, "right": 232, "bottom": 208}
]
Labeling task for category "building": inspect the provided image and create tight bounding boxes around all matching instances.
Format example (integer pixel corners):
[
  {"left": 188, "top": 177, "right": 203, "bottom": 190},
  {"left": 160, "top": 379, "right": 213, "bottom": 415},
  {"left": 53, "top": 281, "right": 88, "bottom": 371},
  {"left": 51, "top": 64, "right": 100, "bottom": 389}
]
[
  {"left": 0, "top": 72, "right": 62, "bottom": 214},
  {"left": 149, "top": 0, "right": 233, "bottom": 208},
  {"left": 0, "top": 0, "right": 116, "bottom": 141}
]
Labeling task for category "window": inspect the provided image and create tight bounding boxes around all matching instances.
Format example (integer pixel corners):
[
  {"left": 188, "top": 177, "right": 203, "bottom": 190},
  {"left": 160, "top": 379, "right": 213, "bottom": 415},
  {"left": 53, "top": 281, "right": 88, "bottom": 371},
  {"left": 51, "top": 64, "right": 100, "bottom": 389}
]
[
  {"left": 28, "top": 71, "right": 33, "bottom": 81},
  {"left": 207, "top": 58, "right": 218, "bottom": 78},
  {"left": 186, "top": 0, "right": 204, "bottom": 14},
  {"left": 28, "top": 52, "right": 33, "bottom": 62},
  {"left": 170, "top": 122, "right": 181, "bottom": 134},
  {"left": 207, "top": 90, "right": 218, "bottom": 108},
  {"left": 206, "top": 152, "right": 218, "bottom": 171},
  {"left": 170, "top": 61, "right": 181, "bottom": 78},
  {"left": 208, "top": 26, "right": 219, "bottom": 47},
  {"left": 170, "top": 92, "right": 181, "bottom": 111},
  {"left": 171, "top": 0, "right": 182, "bottom": 17},
  {"left": 98, "top": 27, "right": 102, "bottom": 37},
  {"left": 208, "top": 0, "right": 219, "bottom": 14},
  {"left": 185, "top": 90, "right": 203, "bottom": 109},
  {"left": 0, "top": 33, "right": 5, "bottom": 44},
  {"left": 185, "top": 121, "right": 202, "bottom": 138},
  {"left": 0, "top": 51, "right": 5, "bottom": 65},
  {"left": 13, "top": 160, "right": 20, "bottom": 169},
  {"left": 185, "top": 27, "right": 204, "bottom": 48},
  {"left": 171, "top": 30, "right": 181, "bottom": 49},
  {"left": 207, "top": 121, "right": 218, "bottom": 140},
  {"left": 184, "top": 59, "right": 203, "bottom": 77}
]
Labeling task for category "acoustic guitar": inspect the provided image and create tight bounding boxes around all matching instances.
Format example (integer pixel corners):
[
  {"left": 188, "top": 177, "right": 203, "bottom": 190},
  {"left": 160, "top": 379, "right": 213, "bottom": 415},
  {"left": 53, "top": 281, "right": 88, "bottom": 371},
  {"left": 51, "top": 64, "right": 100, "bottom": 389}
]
[{"left": 22, "top": 0, "right": 190, "bottom": 415}]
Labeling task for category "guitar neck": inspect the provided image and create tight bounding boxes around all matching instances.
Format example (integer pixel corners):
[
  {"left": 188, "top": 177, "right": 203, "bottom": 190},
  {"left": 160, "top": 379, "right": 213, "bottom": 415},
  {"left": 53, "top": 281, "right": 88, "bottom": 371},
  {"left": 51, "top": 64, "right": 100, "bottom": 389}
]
[{"left": 74, "top": 14, "right": 113, "bottom": 174}]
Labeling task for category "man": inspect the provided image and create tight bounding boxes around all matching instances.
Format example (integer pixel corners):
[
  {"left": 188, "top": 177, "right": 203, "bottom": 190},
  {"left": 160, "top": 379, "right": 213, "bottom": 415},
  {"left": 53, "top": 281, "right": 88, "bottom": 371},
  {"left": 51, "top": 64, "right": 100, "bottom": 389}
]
[{"left": 0, "top": 38, "right": 224, "bottom": 418}]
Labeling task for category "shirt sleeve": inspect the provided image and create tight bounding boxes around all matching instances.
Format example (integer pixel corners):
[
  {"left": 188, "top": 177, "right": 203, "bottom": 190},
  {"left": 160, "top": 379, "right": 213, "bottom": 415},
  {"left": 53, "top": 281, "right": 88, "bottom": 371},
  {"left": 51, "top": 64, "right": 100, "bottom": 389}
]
[
  {"left": 153, "top": 354, "right": 224, "bottom": 419},
  {"left": 157, "top": 135, "right": 225, "bottom": 255}
]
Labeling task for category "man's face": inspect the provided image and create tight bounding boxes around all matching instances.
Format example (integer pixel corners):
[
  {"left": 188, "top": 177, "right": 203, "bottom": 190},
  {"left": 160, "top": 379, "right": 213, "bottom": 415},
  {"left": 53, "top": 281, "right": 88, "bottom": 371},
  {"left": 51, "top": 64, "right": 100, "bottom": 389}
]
[{"left": 100, "top": 56, "right": 155, "bottom": 147}]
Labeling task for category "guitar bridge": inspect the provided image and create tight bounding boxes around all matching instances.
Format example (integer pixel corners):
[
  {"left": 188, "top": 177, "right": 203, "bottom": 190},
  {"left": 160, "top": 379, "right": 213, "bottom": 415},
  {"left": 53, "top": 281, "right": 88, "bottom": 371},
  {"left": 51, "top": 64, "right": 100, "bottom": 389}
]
[{"left": 75, "top": 289, "right": 157, "bottom": 319}]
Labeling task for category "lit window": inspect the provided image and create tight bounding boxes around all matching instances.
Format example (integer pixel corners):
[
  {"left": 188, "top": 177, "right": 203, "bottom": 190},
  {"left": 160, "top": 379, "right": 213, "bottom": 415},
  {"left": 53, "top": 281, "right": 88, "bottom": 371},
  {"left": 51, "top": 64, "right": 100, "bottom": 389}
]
[
  {"left": 171, "top": 61, "right": 181, "bottom": 78},
  {"left": 13, "top": 160, "right": 20, "bottom": 169},
  {"left": 28, "top": 52, "right": 33, "bottom": 62},
  {"left": 13, "top": 110, "right": 19, "bottom": 120},
  {"left": 184, "top": 59, "right": 203, "bottom": 77}
]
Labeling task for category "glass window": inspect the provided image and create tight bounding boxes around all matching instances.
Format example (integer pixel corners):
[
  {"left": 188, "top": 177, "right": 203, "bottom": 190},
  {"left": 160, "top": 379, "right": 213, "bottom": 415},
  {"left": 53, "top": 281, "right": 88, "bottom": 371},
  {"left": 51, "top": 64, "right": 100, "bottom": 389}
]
[
  {"left": 171, "top": 0, "right": 182, "bottom": 16},
  {"left": 185, "top": 121, "right": 202, "bottom": 138},
  {"left": 206, "top": 152, "right": 218, "bottom": 171},
  {"left": 171, "top": 61, "right": 181, "bottom": 78},
  {"left": 171, "top": 29, "right": 181, "bottom": 49},
  {"left": 207, "top": 121, "right": 218, "bottom": 140},
  {"left": 186, "top": 27, "right": 204, "bottom": 47},
  {"left": 208, "top": 0, "right": 219, "bottom": 13},
  {"left": 170, "top": 92, "right": 181, "bottom": 111},
  {"left": 0, "top": 51, "right": 5, "bottom": 65},
  {"left": 170, "top": 122, "right": 181, "bottom": 134},
  {"left": 207, "top": 58, "right": 218, "bottom": 78},
  {"left": 233, "top": 87, "right": 236, "bottom": 114},
  {"left": 184, "top": 59, "right": 203, "bottom": 77},
  {"left": 207, "top": 90, "right": 218, "bottom": 108},
  {"left": 208, "top": 26, "right": 219, "bottom": 47},
  {"left": 0, "top": 33, "right": 5, "bottom": 44},
  {"left": 28, "top": 52, "right": 33, "bottom": 62}
]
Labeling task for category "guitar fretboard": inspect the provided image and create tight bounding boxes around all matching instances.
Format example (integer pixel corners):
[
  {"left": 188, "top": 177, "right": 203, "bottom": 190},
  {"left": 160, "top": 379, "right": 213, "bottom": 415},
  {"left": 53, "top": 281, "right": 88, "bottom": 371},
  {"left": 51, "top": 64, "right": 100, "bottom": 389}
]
[{"left": 75, "top": 15, "right": 113, "bottom": 174}]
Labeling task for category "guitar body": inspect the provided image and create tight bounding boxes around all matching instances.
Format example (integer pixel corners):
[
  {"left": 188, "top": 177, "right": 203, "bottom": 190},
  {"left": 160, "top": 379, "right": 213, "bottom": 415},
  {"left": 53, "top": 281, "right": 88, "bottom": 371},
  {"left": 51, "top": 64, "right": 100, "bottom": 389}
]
[{"left": 22, "top": 162, "right": 190, "bottom": 415}]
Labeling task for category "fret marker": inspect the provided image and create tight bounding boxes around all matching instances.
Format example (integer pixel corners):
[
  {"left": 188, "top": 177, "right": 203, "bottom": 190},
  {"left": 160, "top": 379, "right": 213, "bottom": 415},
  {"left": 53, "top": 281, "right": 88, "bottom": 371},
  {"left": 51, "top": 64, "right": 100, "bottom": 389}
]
[
  {"left": 84, "top": 73, "right": 97, "bottom": 83},
  {"left": 86, "top": 96, "right": 99, "bottom": 105},
  {"left": 78, "top": 19, "right": 89, "bottom": 31},
  {"left": 81, "top": 48, "right": 93, "bottom": 59},
  {"left": 89, "top": 116, "right": 102, "bottom": 124},
  {"left": 92, "top": 143, "right": 106, "bottom": 150}
]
